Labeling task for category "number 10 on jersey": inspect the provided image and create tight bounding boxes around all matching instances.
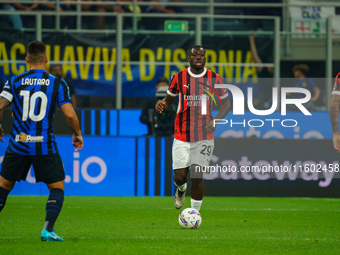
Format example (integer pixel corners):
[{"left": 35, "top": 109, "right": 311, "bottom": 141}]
[{"left": 20, "top": 91, "right": 48, "bottom": 122}]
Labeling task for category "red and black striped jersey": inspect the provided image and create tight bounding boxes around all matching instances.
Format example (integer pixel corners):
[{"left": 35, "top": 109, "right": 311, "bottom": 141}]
[
  {"left": 332, "top": 72, "right": 340, "bottom": 95},
  {"left": 167, "top": 67, "right": 228, "bottom": 142}
]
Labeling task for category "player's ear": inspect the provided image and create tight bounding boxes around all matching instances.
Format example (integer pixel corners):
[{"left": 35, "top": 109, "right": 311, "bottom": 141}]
[
  {"left": 45, "top": 55, "right": 48, "bottom": 64},
  {"left": 25, "top": 56, "right": 29, "bottom": 64}
]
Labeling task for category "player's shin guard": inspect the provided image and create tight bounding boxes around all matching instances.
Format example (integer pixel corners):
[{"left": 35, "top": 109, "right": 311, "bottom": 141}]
[
  {"left": 191, "top": 198, "right": 202, "bottom": 212},
  {"left": 44, "top": 189, "right": 64, "bottom": 232},
  {"left": 0, "top": 187, "right": 9, "bottom": 212}
]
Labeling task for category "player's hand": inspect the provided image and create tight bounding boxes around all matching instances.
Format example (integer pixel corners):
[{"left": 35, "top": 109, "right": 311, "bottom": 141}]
[
  {"left": 0, "top": 127, "right": 4, "bottom": 142},
  {"left": 206, "top": 120, "right": 216, "bottom": 133},
  {"left": 72, "top": 134, "right": 83, "bottom": 152},
  {"left": 155, "top": 100, "right": 166, "bottom": 114},
  {"left": 333, "top": 133, "right": 340, "bottom": 153}
]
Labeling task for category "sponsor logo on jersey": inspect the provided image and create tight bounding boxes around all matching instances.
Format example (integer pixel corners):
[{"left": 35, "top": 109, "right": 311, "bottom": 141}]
[
  {"left": 21, "top": 78, "right": 50, "bottom": 86},
  {"left": 199, "top": 82, "right": 222, "bottom": 107},
  {"left": 15, "top": 133, "right": 43, "bottom": 142},
  {"left": 183, "top": 94, "right": 210, "bottom": 101}
]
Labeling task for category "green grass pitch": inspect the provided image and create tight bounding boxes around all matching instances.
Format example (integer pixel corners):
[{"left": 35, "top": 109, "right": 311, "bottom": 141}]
[{"left": 1, "top": 196, "right": 340, "bottom": 255}]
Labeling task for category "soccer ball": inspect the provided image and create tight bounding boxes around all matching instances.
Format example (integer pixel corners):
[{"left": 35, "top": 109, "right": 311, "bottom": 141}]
[{"left": 178, "top": 208, "right": 202, "bottom": 229}]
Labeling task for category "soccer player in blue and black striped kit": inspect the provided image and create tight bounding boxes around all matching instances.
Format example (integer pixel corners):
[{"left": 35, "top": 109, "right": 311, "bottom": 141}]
[{"left": 0, "top": 41, "right": 83, "bottom": 241}]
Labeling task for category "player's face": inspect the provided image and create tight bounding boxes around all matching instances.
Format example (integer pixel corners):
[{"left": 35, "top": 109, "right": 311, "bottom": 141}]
[{"left": 188, "top": 47, "right": 206, "bottom": 70}]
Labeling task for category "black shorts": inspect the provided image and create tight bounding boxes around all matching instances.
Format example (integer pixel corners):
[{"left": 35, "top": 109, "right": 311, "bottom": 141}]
[{"left": 0, "top": 151, "right": 65, "bottom": 184}]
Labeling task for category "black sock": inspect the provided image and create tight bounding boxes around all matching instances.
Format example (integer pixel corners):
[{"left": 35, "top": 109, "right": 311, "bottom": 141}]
[
  {"left": 44, "top": 189, "right": 64, "bottom": 232},
  {"left": 0, "top": 187, "right": 9, "bottom": 212}
]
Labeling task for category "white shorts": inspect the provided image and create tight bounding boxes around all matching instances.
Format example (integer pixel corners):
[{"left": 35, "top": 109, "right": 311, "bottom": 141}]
[{"left": 172, "top": 139, "right": 214, "bottom": 170}]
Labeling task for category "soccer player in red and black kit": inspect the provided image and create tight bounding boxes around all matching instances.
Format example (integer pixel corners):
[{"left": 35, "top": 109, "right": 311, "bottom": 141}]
[
  {"left": 155, "top": 45, "right": 231, "bottom": 211},
  {"left": 0, "top": 41, "right": 83, "bottom": 241}
]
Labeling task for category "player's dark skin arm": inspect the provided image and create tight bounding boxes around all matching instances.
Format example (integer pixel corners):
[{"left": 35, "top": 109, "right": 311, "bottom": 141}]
[
  {"left": 0, "top": 97, "right": 11, "bottom": 142},
  {"left": 206, "top": 97, "right": 231, "bottom": 133},
  {"left": 60, "top": 103, "right": 83, "bottom": 151},
  {"left": 330, "top": 94, "right": 340, "bottom": 152},
  {"left": 155, "top": 94, "right": 177, "bottom": 114}
]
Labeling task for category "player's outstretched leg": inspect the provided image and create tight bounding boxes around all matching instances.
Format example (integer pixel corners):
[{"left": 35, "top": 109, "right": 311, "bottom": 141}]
[
  {"left": 41, "top": 181, "right": 65, "bottom": 242},
  {"left": 0, "top": 177, "right": 15, "bottom": 213},
  {"left": 173, "top": 168, "right": 188, "bottom": 209},
  {"left": 190, "top": 178, "right": 203, "bottom": 211}
]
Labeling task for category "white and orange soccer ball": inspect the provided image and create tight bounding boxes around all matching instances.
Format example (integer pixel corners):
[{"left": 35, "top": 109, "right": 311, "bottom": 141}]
[{"left": 178, "top": 208, "right": 202, "bottom": 229}]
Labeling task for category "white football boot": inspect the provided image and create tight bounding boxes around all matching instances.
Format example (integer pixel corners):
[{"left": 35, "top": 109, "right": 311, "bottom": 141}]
[{"left": 174, "top": 183, "right": 187, "bottom": 209}]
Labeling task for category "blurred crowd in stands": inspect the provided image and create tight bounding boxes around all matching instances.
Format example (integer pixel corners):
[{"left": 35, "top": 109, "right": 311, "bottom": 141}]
[
  {"left": 0, "top": 0, "right": 329, "bottom": 111},
  {"left": 0, "top": 0, "right": 282, "bottom": 30}
]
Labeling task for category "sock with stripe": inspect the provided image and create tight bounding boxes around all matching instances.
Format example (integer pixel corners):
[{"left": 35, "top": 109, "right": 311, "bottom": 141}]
[
  {"left": 43, "top": 189, "right": 64, "bottom": 232},
  {"left": 0, "top": 187, "right": 10, "bottom": 212},
  {"left": 191, "top": 198, "right": 202, "bottom": 212}
]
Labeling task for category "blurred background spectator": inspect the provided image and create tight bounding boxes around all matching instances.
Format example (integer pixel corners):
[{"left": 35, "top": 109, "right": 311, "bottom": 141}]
[
  {"left": 147, "top": 0, "right": 182, "bottom": 14},
  {"left": 140, "top": 77, "right": 176, "bottom": 136},
  {"left": 248, "top": 30, "right": 274, "bottom": 109},
  {"left": 114, "top": 0, "right": 144, "bottom": 29},
  {"left": 0, "top": 3, "right": 24, "bottom": 30},
  {"left": 291, "top": 63, "right": 321, "bottom": 110},
  {"left": 81, "top": 0, "right": 110, "bottom": 29},
  {"left": 235, "top": 0, "right": 282, "bottom": 30},
  {"left": 13, "top": 0, "right": 39, "bottom": 12},
  {"left": 145, "top": 0, "right": 182, "bottom": 29},
  {"left": 50, "top": 64, "right": 77, "bottom": 108},
  {"left": 40, "top": 0, "right": 76, "bottom": 29},
  {"left": 0, "top": 1, "right": 39, "bottom": 30}
]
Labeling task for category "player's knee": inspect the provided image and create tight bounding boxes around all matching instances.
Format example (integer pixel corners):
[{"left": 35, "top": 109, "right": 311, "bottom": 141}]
[
  {"left": 173, "top": 171, "right": 187, "bottom": 184},
  {"left": 46, "top": 180, "right": 65, "bottom": 191},
  {"left": 0, "top": 177, "right": 15, "bottom": 191}
]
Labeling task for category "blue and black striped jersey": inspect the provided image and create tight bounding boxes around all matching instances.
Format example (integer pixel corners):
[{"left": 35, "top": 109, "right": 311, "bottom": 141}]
[{"left": 0, "top": 69, "right": 72, "bottom": 155}]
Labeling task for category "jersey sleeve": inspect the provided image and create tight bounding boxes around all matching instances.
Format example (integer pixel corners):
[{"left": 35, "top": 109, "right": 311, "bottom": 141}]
[
  {"left": 332, "top": 73, "right": 340, "bottom": 95},
  {"left": 215, "top": 74, "right": 228, "bottom": 99},
  {"left": 65, "top": 79, "right": 75, "bottom": 96},
  {"left": 167, "top": 74, "right": 179, "bottom": 97},
  {"left": 0, "top": 79, "right": 13, "bottom": 102},
  {"left": 57, "top": 78, "right": 72, "bottom": 106}
]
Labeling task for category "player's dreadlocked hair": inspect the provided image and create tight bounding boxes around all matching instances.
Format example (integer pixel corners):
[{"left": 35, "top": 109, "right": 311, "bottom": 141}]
[
  {"left": 187, "top": 45, "right": 204, "bottom": 56},
  {"left": 27, "top": 41, "right": 46, "bottom": 64}
]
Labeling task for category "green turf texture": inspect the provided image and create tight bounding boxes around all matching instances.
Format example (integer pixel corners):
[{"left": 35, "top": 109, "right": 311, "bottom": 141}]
[{"left": 0, "top": 196, "right": 339, "bottom": 255}]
